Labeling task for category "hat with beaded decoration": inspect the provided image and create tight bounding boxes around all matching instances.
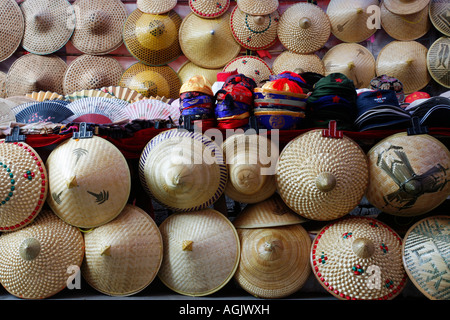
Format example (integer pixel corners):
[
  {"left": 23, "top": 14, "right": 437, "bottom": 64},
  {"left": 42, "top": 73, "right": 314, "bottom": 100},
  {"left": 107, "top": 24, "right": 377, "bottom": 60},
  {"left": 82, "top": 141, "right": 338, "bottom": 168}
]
[
  {"left": 189, "top": 0, "right": 230, "bottom": 18},
  {"left": 237, "top": 0, "right": 279, "bottom": 15}
]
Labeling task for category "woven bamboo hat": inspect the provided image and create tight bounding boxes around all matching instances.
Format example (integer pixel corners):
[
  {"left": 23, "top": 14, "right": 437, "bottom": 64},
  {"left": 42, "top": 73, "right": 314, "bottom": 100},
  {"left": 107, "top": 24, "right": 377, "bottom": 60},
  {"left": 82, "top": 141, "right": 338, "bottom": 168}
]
[
  {"left": 311, "top": 216, "right": 407, "bottom": 300},
  {"left": 139, "top": 129, "right": 227, "bottom": 212},
  {"left": 0, "top": 99, "right": 16, "bottom": 126},
  {"left": 223, "top": 56, "right": 274, "bottom": 86},
  {"left": 82, "top": 204, "right": 163, "bottom": 297},
  {"left": 237, "top": 0, "right": 279, "bottom": 15},
  {"left": 278, "top": 2, "right": 331, "bottom": 54},
  {"left": 365, "top": 132, "right": 450, "bottom": 217},
  {"left": 403, "top": 215, "right": 449, "bottom": 300},
  {"left": 275, "top": 129, "right": 369, "bottom": 221},
  {"left": 119, "top": 62, "right": 181, "bottom": 100},
  {"left": 158, "top": 208, "right": 240, "bottom": 296},
  {"left": 137, "top": 0, "right": 177, "bottom": 14},
  {"left": 177, "top": 61, "right": 222, "bottom": 87},
  {"left": 179, "top": 12, "right": 241, "bottom": 69},
  {"left": 46, "top": 135, "right": 131, "bottom": 228},
  {"left": 123, "top": 9, "right": 182, "bottom": 67},
  {"left": 0, "top": 209, "right": 84, "bottom": 299},
  {"left": 70, "top": 0, "right": 128, "bottom": 55},
  {"left": 376, "top": 40, "right": 430, "bottom": 94},
  {"left": 427, "top": 37, "right": 450, "bottom": 88},
  {"left": 0, "top": 72, "right": 6, "bottom": 99},
  {"left": 62, "top": 55, "right": 124, "bottom": 95},
  {"left": 429, "top": 0, "right": 450, "bottom": 36},
  {"left": 20, "top": 0, "right": 75, "bottom": 55},
  {"left": 272, "top": 51, "right": 325, "bottom": 75},
  {"left": 0, "top": 0, "right": 24, "bottom": 63},
  {"left": 384, "top": 0, "right": 430, "bottom": 15},
  {"left": 189, "top": 0, "right": 230, "bottom": 18},
  {"left": 6, "top": 54, "right": 67, "bottom": 97}
]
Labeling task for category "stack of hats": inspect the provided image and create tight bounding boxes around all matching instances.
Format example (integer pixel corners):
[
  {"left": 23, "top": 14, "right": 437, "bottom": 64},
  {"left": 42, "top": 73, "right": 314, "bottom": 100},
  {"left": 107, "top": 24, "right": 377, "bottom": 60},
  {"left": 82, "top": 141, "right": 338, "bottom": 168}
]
[
  {"left": 406, "top": 95, "right": 450, "bottom": 128},
  {"left": 212, "top": 70, "right": 238, "bottom": 96},
  {"left": 369, "top": 74, "right": 406, "bottom": 106}
]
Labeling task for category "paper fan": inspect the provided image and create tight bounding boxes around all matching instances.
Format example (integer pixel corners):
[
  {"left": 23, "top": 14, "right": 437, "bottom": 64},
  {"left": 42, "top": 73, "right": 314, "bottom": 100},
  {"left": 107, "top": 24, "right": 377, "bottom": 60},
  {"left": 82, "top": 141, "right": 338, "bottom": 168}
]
[
  {"left": 65, "top": 97, "right": 129, "bottom": 124},
  {"left": 14, "top": 100, "right": 73, "bottom": 124},
  {"left": 124, "top": 99, "right": 180, "bottom": 123},
  {"left": 65, "top": 89, "right": 117, "bottom": 102},
  {"left": 25, "top": 91, "right": 66, "bottom": 102},
  {"left": 100, "top": 86, "right": 145, "bottom": 103}
]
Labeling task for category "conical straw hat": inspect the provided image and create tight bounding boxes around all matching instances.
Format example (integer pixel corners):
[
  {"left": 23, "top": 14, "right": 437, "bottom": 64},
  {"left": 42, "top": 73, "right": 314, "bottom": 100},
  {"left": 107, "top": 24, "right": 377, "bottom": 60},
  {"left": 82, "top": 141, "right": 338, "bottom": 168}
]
[
  {"left": 0, "top": 0, "right": 24, "bottom": 63},
  {"left": 402, "top": 215, "right": 450, "bottom": 300},
  {"left": 384, "top": 0, "right": 430, "bottom": 15},
  {"left": 311, "top": 216, "right": 408, "bottom": 300},
  {"left": 158, "top": 208, "right": 240, "bottom": 297},
  {"left": 223, "top": 55, "right": 274, "bottom": 86},
  {"left": 376, "top": 40, "right": 430, "bottom": 94},
  {"left": 278, "top": 2, "right": 331, "bottom": 54},
  {"left": 427, "top": 37, "right": 450, "bottom": 88},
  {"left": 177, "top": 61, "right": 222, "bottom": 87},
  {"left": 46, "top": 135, "right": 131, "bottom": 228},
  {"left": 6, "top": 54, "right": 67, "bottom": 97},
  {"left": 0, "top": 72, "right": 6, "bottom": 98},
  {"left": 365, "top": 132, "right": 450, "bottom": 217},
  {"left": 275, "top": 129, "right": 369, "bottom": 221},
  {"left": 237, "top": 0, "right": 279, "bottom": 15},
  {"left": 123, "top": 9, "right": 182, "bottom": 67},
  {"left": 70, "top": 0, "right": 128, "bottom": 55},
  {"left": 189, "top": 0, "right": 230, "bottom": 18},
  {"left": 137, "top": 0, "right": 177, "bottom": 14},
  {"left": 139, "top": 129, "right": 228, "bottom": 212},
  {"left": 179, "top": 12, "right": 241, "bottom": 69},
  {"left": 272, "top": 51, "right": 325, "bottom": 75},
  {"left": 20, "top": 0, "right": 75, "bottom": 55},
  {"left": 429, "top": 0, "right": 450, "bottom": 36},
  {"left": 81, "top": 204, "right": 163, "bottom": 297}
]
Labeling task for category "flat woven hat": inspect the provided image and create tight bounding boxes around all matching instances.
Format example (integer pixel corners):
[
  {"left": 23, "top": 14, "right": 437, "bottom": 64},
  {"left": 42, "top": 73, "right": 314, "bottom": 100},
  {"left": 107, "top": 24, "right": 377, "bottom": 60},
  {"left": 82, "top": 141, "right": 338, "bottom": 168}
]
[
  {"left": 0, "top": 0, "right": 24, "bottom": 63},
  {"left": 20, "top": 0, "right": 75, "bottom": 55},
  {"left": 272, "top": 51, "right": 325, "bottom": 75},
  {"left": 139, "top": 129, "right": 227, "bottom": 212},
  {"left": 82, "top": 204, "right": 163, "bottom": 297},
  {"left": 177, "top": 61, "right": 222, "bottom": 88},
  {"left": 275, "top": 129, "right": 369, "bottom": 221},
  {"left": 123, "top": 9, "right": 182, "bottom": 66},
  {"left": 278, "top": 2, "right": 331, "bottom": 54},
  {"left": 137, "top": 0, "right": 177, "bottom": 14},
  {"left": 311, "top": 216, "right": 407, "bottom": 300},
  {"left": 70, "top": 0, "right": 128, "bottom": 55},
  {"left": 223, "top": 55, "right": 274, "bottom": 86},
  {"left": 46, "top": 135, "right": 131, "bottom": 228},
  {"left": 179, "top": 12, "right": 241, "bottom": 69},
  {"left": 237, "top": 0, "right": 279, "bottom": 15},
  {"left": 326, "top": 0, "right": 379, "bottom": 43},
  {"left": 384, "top": 0, "right": 430, "bottom": 15},
  {"left": 403, "top": 215, "right": 449, "bottom": 300},
  {"left": 158, "top": 208, "right": 240, "bottom": 296},
  {"left": 189, "top": 0, "right": 230, "bottom": 18},
  {"left": 0, "top": 209, "right": 84, "bottom": 299},
  {"left": 365, "top": 132, "right": 450, "bottom": 217},
  {"left": 6, "top": 54, "right": 67, "bottom": 97},
  {"left": 427, "top": 36, "right": 450, "bottom": 88},
  {"left": 429, "top": 0, "right": 450, "bottom": 36}
]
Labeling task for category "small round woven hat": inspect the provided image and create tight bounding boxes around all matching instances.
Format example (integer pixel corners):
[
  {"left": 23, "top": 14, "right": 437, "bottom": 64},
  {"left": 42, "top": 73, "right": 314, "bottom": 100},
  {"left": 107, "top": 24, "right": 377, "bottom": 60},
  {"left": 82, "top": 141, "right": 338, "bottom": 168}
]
[
  {"left": 427, "top": 37, "right": 450, "bottom": 88},
  {"left": 70, "top": 0, "right": 128, "bottom": 55},
  {"left": 272, "top": 51, "right": 325, "bottom": 75},
  {"left": 384, "top": 0, "right": 430, "bottom": 15},
  {"left": 223, "top": 55, "right": 274, "bottom": 86},
  {"left": 82, "top": 204, "right": 163, "bottom": 297},
  {"left": 365, "top": 132, "right": 450, "bottom": 217},
  {"left": 237, "top": 0, "right": 279, "bottom": 15},
  {"left": 275, "top": 129, "right": 369, "bottom": 221},
  {"left": 177, "top": 61, "right": 222, "bottom": 87},
  {"left": 189, "top": 0, "right": 230, "bottom": 18},
  {"left": 137, "top": 0, "right": 177, "bottom": 14},
  {"left": 158, "top": 208, "right": 240, "bottom": 297},
  {"left": 278, "top": 2, "right": 331, "bottom": 54},
  {"left": 311, "top": 216, "right": 408, "bottom": 300},
  {"left": 403, "top": 215, "right": 449, "bottom": 300},
  {"left": 46, "top": 135, "right": 131, "bottom": 228},
  {"left": 0, "top": 0, "right": 24, "bottom": 63},
  {"left": 429, "top": 0, "right": 450, "bottom": 36},
  {"left": 179, "top": 12, "right": 241, "bottom": 69},
  {"left": 123, "top": 9, "right": 182, "bottom": 66}
]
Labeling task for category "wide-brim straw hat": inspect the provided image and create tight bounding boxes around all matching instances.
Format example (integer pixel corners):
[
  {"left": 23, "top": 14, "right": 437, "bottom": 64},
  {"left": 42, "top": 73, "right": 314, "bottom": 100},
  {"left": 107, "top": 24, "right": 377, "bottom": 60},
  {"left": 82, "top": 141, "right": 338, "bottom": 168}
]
[
  {"left": 365, "top": 132, "right": 450, "bottom": 217},
  {"left": 311, "top": 216, "right": 408, "bottom": 300},
  {"left": 137, "top": 0, "right": 177, "bottom": 14},
  {"left": 0, "top": 98, "right": 16, "bottom": 126},
  {"left": 275, "top": 129, "right": 369, "bottom": 221},
  {"left": 326, "top": 0, "right": 379, "bottom": 43},
  {"left": 376, "top": 40, "right": 430, "bottom": 94},
  {"left": 427, "top": 37, "right": 450, "bottom": 88},
  {"left": 123, "top": 9, "right": 182, "bottom": 67},
  {"left": 237, "top": 0, "right": 279, "bottom": 15},
  {"left": 322, "top": 43, "right": 376, "bottom": 89},
  {"left": 272, "top": 51, "right": 325, "bottom": 75},
  {"left": 100, "top": 86, "right": 145, "bottom": 104},
  {"left": 139, "top": 129, "right": 228, "bottom": 212},
  {"left": 0, "top": 0, "right": 24, "bottom": 63},
  {"left": 6, "top": 54, "right": 67, "bottom": 97},
  {"left": 20, "top": 0, "right": 75, "bottom": 55},
  {"left": 384, "top": 0, "right": 430, "bottom": 15},
  {"left": 230, "top": 6, "right": 280, "bottom": 51},
  {"left": 177, "top": 61, "right": 222, "bottom": 88},
  {"left": 278, "top": 2, "right": 331, "bottom": 54},
  {"left": 158, "top": 208, "right": 240, "bottom": 297},
  {"left": 62, "top": 54, "right": 124, "bottom": 96},
  {"left": 429, "top": 0, "right": 450, "bottom": 36},
  {"left": 222, "top": 55, "right": 274, "bottom": 86},
  {"left": 46, "top": 135, "right": 131, "bottom": 228},
  {"left": 70, "top": 0, "right": 128, "bottom": 55},
  {"left": 189, "top": 0, "right": 230, "bottom": 18},
  {"left": 402, "top": 215, "right": 449, "bottom": 300},
  {"left": 179, "top": 12, "right": 241, "bottom": 69},
  {"left": 82, "top": 204, "right": 163, "bottom": 297}
]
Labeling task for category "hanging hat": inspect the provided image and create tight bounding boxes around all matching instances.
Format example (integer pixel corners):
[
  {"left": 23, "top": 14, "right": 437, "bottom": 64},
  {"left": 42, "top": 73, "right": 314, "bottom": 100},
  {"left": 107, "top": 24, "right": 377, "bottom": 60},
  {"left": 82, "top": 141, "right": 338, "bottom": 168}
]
[
  {"left": 70, "top": 0, "right": 128, "bottom": 55},
  {"left": 158, "top": 208, "right": 240, "bottom": 297},
  {"left": 383, "top": 0, "right": 430, "bottom": 15},
  {"left": 427, "top": 36, "right": 450, "bottom": 89},
  {"left": 326, "top": 0, "right": 379, "bottom": 43},
  {"left": 0, "top": 209, "right": 84, "bottom": 299},
  {"left": 82, "top": 204, "right": 163, "bottom": 297},
  {"left": 222, "top": 55, "right": 273, "bottom": 86},
  {"left": 0, "top": 72, "right": 6, "bottom": 99},
  {"left": 179, "top": 12, "right": 241, "bottom": 69},
  {"left": 276, "top": 128, "right": 369, "bottom": 221},
  {"left": 46, "top": 135, "right": 131, "bottom": 228},
  {"left": 189, "top": 0, "right": 230, "bottom": 18},
  {"left": 237, "top": 0, "right": 279, "bottom": 15},
  {"left": 311, "top": 216, "right": 408, "bottom": 300},
  {"left": 278, "top": 2, "right": 331, "bottom": 54},
  {"left": 230, "top": 6, "right": 280, "bottom": 51},
  {"left": 177, "top": 61, "right": 222, "bottom": 87},
  {"left": 429, "top": 0, "right": 450, "bottom": 36},
  {"left": 137, "top": 0, "right": 177, "bottom": 14},
  {"left": 64, "top": 97, "right": 129, "bottom": 124},
  {"left": 403, "top": 215, "right": 449, "bottom": 300},
  {"left": 180, "top": 75, "right": 214, "bottom": 96},
  {"left": 365, "top": 132, "right": 450, "bottom": 217},
  {"left": 123, "top": 9, "right": 182, "bottom": 67},
  {"left": 6, "top": 54, "right": 67, "bottom": 97},
  {"left": 272, "top": 51, "right": 325, "bottom": 76},
  {"left": 63, "top": 55, "right": 124, "bottom": 95},
  {"left": 376, "top": 40, "right": 430, "bottom": 94},
  {"left": 20, "top": 0, "right": 75, "bottom": 55},
  {"left": 0, "top": 0, "right": 24, "bottom": 63}
]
